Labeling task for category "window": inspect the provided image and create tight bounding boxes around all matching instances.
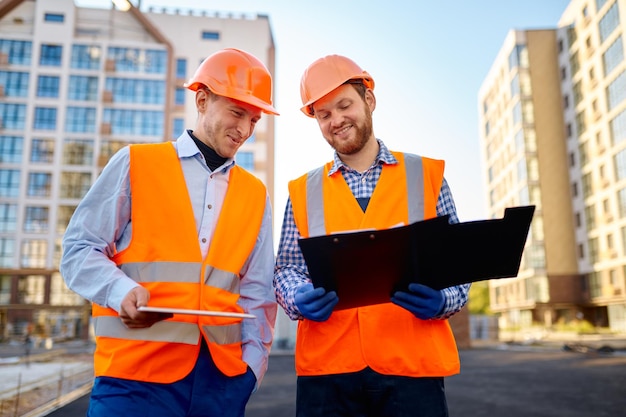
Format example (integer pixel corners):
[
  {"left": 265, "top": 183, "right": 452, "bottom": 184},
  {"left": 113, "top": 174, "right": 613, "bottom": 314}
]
[
  {"left": 0, "top": 238, "right": 15, "bottom": 268},
  {"left": 99, "top": 140, "right": 128, "bottom": 163},
  {"left": 0, "top": 203, "right": 17, "bottom": 232},
  {"left": 27, "top": 172, "right": 52, "bottom": 197},
  {"left": 575, "top": 110, "right": 586, "bottom": 136},
  {"left": 33, "top": 107, "right": 57, "bottom": 130},
  {"left": 60, "top": 172, "right": 91, "bottom": 199},
  {"left": 17, "top": 274, "right": 46, "bottom": 302},
  {"left": 0, "top": 275, "right": 10, "bottom": 304},
  {"left": 0, "top": 71, "right": 29, "bottom": 96},
  {"left": 24, "top": 206, "right": 49, "bottom": 233},
  {"left": 201, "top": 31, "right": 220, "bottom": 40},
  {"left": 0, "top": 39, "right": 32, "bottom": 66},
  {"left": 0, "top": 169, "right": 19, "bottom": 197},
  {"left": 512, "top": 101, "right": 522, "bottom": 126},
  {"left": 610, "top": 109, "right": 626, "bottom": 146},
  {"left": 50, "top": 272, "right": 83, "bottom": 305},
  {"left": 176, "top": 58, "right": 187, "bottom": 79},
  {"left": 107, "top": 47, "right": 140, "bottom": 72},
  {"left": 145, "top": 49, "right": 167, "bottom": 74},
  {"left": 607, "top": 70, "right": 626, "bottom": 111},
  {"left": 30, "top": 138, "right": 55, "bottom": 163},
  {"left": 603, "top": 36, "right": 623, "bottom": 76},
  {"left": 71, "top": 44, "right": 100, "bottom": 70},
  {"left": 570, "top": 51, "right": 580, "bottom": 77},
  {"left": 510, "top": 74, "right": 520, "bottom": 97},
  {"left": 235, "top": 151, "right": 254, "bottom": 170},
  {"left": 104, "top": 78, "right": 165, "bottom": 104},
  {"left": 599, "top": 2, "right": 620, "bottom": 43},
  {"left": 44, "top": 13, "right": 64, "bottom": 23},
  {"left": 0, "top": 135, "right": 23, "bottom": 163},
  {"left": 0, "top": 103, "right": 27, "bottom": 129},
  {"left": 103, "top": 109, "right": 163, "bottom": 136},
  {"left": 37, "top": 75, "right": 60, "bottom": 98},
  {"left": 63, "top": 138, "right": 94, "bottom": 165},
  {"left": 68, "top": 75, "right": 98, "bottom": 101},
  {"left": 582, "top": 172, "right": 592, "bottom": 196},
  {"left": 172, "top": 118, "right": 184, "bottom": 139},
  {"left": 40, "top": 44, "right": 62, "bottom": 66},
  {"left": 567, "top": 25, "right": 578, "bottom": 46},
  {"left": 56, "top": 205, "right": 76, "bottom": 234},
  {"left": 517, "top": 159, "right": 527, "bottom": 182},
  {"left": 585, "top": 205, "right": 597, "bottom": 232},
  {"left": 596, "top": 0, "right": 608, "bottom": 11},
  {"left": 615, "top": 148, "right": 626, "bottom": 181},
  {"left": 175, "top": 87, "right": 185, "bottom": 106},
  {"left": 65, "top": 107, "right": 96, "bottom": 133}
]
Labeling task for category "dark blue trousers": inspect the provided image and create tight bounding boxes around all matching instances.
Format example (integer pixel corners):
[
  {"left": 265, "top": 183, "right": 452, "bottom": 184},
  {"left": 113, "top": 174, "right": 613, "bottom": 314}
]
[
  {"left": 87, "top": 342, "right": 256, "bottom": 417},
  {"left": 296, "top": 367, "right": 448, "bottom": 417}
]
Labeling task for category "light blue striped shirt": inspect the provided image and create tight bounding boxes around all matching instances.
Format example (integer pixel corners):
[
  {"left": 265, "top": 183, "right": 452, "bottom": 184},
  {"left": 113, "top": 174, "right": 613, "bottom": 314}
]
[
  {"left": 60, "top": 131, "right": 277, "bottom": 383},
  {"left": 274, "top": 139, "right": 470, "bottom": 320}
]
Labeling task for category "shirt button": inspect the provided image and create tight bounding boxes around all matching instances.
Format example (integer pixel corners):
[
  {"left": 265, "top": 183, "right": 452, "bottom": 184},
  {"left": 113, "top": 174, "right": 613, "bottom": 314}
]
[
  {"left": 207, "top": 204, "right": 212, "bottom": 209},
  {"left": 201, "top": 238, "right": 207, "bottom": 243},
  {"left": 361, "top": 177, "right": 366, "bottom": 183}
]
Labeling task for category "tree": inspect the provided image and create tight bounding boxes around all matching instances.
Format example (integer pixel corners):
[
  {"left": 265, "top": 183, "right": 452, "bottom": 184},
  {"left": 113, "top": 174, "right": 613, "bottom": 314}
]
[{"left": 468, "top": 281, "right": 492, "bottom": 315}]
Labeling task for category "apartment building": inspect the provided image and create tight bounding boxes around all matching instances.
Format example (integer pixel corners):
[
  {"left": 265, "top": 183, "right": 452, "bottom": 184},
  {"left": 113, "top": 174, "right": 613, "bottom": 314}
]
[
  {"left": 0, "top": 0, "right": 277, "bottom": 340},
  {"left": 478, "top": 0, "right": 626, "bottom": 333}
]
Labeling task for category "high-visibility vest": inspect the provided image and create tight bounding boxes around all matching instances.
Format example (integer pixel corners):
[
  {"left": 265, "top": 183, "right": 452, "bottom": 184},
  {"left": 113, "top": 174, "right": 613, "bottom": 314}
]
[
  {"left": 289, "top": 152, "right": 460, "bottom": 377},
  {"left": 91, "top": 142, "right": 266, "bottom": 383}
]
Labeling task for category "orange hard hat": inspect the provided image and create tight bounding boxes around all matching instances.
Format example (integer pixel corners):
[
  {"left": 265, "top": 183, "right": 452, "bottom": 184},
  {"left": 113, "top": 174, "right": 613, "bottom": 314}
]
[
  {"left": 184, "top": 48, "right": 279, "bottom": 115},
  {"left": 300, "top": 54, "right": 374, "bottom": 117}
]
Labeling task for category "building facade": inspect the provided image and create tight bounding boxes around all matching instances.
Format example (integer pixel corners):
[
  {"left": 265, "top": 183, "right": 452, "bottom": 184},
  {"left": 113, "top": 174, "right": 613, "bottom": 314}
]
[
  {"left": 0, "top": 0, "right": 277, "bottom": 341},
  {"left": 478, "top": 0, "right": 626, "bottom": 334}
]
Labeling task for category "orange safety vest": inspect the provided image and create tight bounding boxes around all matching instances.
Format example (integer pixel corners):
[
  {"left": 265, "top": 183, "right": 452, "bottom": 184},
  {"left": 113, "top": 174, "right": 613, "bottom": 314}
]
[
  {"left": 91, "top": 142, "right": 266, "bottom": 383},
  {"left": 289, "top": 152, "right": 460, "bottom": 377}
]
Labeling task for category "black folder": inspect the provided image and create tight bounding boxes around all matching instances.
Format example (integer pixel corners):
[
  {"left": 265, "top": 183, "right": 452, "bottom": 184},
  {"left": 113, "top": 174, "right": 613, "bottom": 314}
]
[{"left": 298, "top": 205, "right": 535, "bottom": 310}]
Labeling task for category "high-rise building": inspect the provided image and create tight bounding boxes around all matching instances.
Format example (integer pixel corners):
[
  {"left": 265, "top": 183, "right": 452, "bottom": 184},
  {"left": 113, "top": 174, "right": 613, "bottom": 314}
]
[
  {"left": 0, "top": 0, "right": 276, "bottom": 341},
  {"left": 478, "top": 0, "right": 626, "bottom": 334}
]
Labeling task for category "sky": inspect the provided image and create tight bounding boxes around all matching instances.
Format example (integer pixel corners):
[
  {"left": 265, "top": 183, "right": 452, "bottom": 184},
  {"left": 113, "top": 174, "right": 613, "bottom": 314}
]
[{"left": 77, "top": 0, "right": 573, "bottom": 225}]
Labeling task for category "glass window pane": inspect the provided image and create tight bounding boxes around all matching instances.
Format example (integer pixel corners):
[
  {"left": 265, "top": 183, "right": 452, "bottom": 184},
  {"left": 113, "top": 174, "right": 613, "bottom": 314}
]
[{"left": 40, "top": 44, "right": 62, "bottom": 66}]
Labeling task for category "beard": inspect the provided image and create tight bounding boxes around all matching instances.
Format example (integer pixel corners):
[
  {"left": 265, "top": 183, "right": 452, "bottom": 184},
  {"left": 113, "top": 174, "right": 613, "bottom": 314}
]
[{"left": 327, "top": 109, "right": 374, "bottom": 156}]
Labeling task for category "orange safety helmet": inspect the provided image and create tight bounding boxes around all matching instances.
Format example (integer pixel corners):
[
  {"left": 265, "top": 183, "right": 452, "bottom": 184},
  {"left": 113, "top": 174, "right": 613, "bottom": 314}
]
[
  {"left": 184, "top": 48, "right": 279, "bottom": 115},
  {"left": 300, "top": 54, "right": 374, "bottom": 117}
]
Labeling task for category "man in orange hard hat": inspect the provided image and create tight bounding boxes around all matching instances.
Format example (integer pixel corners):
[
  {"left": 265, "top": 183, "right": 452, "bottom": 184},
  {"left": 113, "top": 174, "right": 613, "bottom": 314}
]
[
  {"left": 274, "top": 54, "right": 470, "bottom": 416},
  {"left": 61, "top": 48, "right": 279, "bottom": 417}
]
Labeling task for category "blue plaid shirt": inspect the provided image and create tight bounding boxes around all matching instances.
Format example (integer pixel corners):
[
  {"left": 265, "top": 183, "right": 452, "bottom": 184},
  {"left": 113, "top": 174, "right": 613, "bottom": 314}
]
[{"left": 274, "top": 139, "right": 470, "bottom": 320}]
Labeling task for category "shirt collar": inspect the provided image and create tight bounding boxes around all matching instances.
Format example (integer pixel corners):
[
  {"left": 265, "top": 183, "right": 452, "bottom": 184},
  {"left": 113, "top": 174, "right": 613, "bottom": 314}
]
[
  {"left": 328, "top": 138, "right": 398, "bottom": 176},
  {"left": 175, "top": 130, "right": 235, "bottom": 173}
]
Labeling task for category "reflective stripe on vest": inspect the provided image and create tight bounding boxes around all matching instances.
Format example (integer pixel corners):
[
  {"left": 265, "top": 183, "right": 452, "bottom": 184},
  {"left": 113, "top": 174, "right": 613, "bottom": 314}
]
[
  {"left": 119, "top": 262, "right": 240, "bottom": 292},
  {"left": 93, "top": 261, "right": 243, "bottom": 346},
  {"left": 305, "top": 153, "right": 425, "bottom": 236}
]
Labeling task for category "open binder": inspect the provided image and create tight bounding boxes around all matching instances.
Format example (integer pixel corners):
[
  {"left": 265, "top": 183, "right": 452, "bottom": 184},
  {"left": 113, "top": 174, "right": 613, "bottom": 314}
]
[{"left": 298, "top": 205, "right": 535, "bottom": 310}]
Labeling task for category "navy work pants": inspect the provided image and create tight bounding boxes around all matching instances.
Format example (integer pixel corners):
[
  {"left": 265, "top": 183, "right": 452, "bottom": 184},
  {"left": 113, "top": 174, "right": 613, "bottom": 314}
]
[
  {"left": 296, "top": 366, "right": 448, "bottom": 417},
  {"left": 87, "top": 342, "right": 256, "bottom": 417}
]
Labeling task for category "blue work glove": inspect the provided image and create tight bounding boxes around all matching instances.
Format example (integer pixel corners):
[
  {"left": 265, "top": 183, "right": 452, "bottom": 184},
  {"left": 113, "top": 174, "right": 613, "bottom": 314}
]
[
  {"left": 294, "top": 283, "right": 339, "bottom": 322},
  {"left": 391, "top": 283, "right": 445, "bottom": 320}
]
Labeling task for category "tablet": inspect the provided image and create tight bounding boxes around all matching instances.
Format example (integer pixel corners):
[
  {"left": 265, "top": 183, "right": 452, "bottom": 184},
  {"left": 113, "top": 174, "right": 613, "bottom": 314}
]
[{"left": 138, "top": 306, "right": 256, "bottom": 319}]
